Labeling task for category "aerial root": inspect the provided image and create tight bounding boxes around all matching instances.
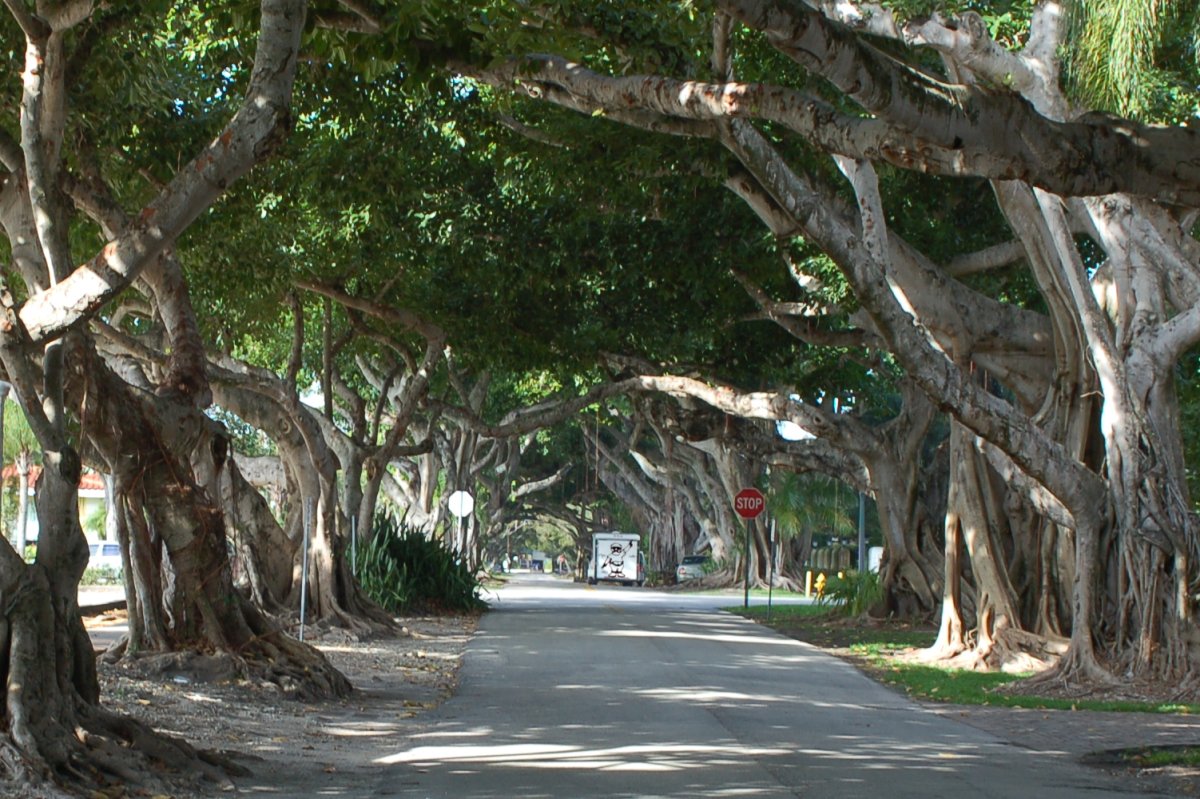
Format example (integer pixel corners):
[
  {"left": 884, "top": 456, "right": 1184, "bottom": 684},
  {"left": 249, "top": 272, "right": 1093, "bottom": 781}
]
[
  {"left": 243, "top": 632, "right": 353, "bottom": 699},
  {"left": 913, "top": 627, "right": 1064, "bottom": 673},
  {"left": 918, "top": 639, "right": 966, "bottom": 662},
  {"left": 1016, "top": 644, "right": 1126, "bottom": 697},
  {"left": 83, "top": 705, "right": 241, "bottom": 788}
]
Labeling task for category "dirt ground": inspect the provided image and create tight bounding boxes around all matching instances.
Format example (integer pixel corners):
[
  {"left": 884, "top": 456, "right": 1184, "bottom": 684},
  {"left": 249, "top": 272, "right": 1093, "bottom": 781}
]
[
  {"left": 86, "top": 609, "right": 477, "bottom": 798},
  {"left": 82, "top": 606, "right": 1200, "bottom": 798}
]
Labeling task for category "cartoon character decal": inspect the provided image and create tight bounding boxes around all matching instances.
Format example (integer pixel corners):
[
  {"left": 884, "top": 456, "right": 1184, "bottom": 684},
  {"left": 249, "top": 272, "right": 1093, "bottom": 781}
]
[{"left": 601, "top": 541, "right": 629, "bottom": 579}]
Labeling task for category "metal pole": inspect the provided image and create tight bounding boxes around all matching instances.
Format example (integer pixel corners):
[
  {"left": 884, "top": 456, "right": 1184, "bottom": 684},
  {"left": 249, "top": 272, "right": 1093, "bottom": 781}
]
[
  {"left": 743, "top": 519, "right": 751, "bottom": 609},
  {"left": 299, "top": 498, "right": 313, "bottom": 642},
  {"left": 858, "top": 492, "right": 867, "bottom": 572},
  {"left": 768, "top": 518, "right": 777, "bottom": 621},
  {"left": 351, "top": 515, "right": 357, "bottom": 577}
]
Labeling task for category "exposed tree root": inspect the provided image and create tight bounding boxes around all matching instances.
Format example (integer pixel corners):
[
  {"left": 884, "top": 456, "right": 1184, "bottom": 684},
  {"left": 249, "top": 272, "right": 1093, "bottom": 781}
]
[
  {"left": 0, "top": 740, "right": 65, "bottom": 799},
  {"left": 0, "top": 700, "right": 249, "bottom": 799},
  {"left": 285, "top": 610, "right": 412, "bottom": 648},
  {"left": 912, "top": 627, "right": 1067, "bottom": 674},
  {"left": 290, "top": 602, "right": 399, "bottom": 641},
  {"left": 248, "top": 630, "right": 352, "bottom": 699},
  {"left": 918, "top": 639, "right": 966, "bottom": 662},
  {"left": 1009, "top": 642, "right": 1128, "bottom": 701},
  {"left": 101, "top": 631, "right": 353, "bottom": 701},
  {"left": 82, "top": 704, "right": 244, "bottom": 784},
  {"left": 673, "top": 566, "right": 810, "bottom": 593},
  {"left": 674, "top": 568, "right": 738, "bottom": 591},
  {"left": 5, "top": 579, "right": 348, "bottom": 799}
]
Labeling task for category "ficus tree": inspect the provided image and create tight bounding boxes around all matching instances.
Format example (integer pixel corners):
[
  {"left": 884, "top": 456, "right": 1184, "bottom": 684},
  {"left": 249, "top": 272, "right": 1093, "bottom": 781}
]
[
  {"left": 0, "top": 2, "right": 370, "bottom": 795},
  {"left": 418, "top": 0, "right": 1200, "bottom": 688}
]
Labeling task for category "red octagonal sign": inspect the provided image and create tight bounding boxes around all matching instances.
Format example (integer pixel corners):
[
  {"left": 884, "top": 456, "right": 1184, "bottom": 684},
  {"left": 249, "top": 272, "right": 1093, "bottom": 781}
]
[{"left": 734, "top": 487, "right": 766, "bottom": 519}]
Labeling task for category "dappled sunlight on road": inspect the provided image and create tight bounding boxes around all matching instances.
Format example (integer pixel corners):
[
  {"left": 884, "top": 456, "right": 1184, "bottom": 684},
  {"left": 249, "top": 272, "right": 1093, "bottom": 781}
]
[
  {"left": 369, "top": 718, "right": 1037, "bottom": 798},
  {"left": 412, "top": 726, "right": 496, "bottom": 740},
  {"left": 355, "top": 579, "right": 1137, "bottom": 798},
  {"left": 635, "top": 686, "right": 785, "bottom": 704},
  {"left": 595, "top": 628, "right": 810, "bottom": 648},
  {"left": 376, "top": 740, "right": 791, "bottom": 770},
  {"left": 322, "top": 721, "right": 406, "bottom": 738},
  {"left": 791, "top": 741, "right": 981, "bottom": 770}
]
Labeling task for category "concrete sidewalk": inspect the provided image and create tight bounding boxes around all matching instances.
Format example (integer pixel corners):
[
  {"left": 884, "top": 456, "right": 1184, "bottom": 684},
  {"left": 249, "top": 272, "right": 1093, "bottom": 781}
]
[
  {"left": 935, "top": 703, "right": 1200, "bottom": 794},
  {"left": 78, "top": 584, "right": 124, "bottom": 609}
]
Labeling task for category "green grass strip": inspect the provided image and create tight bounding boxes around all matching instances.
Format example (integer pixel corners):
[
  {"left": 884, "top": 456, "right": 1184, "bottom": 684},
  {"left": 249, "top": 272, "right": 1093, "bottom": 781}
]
[
  {"left": 866, "top": 659, "right": 1200, "bottom": 713},
  {"left": 730, "top": 607, "right": 1200, "bottom": 715},
  {"left": 727, "top": 604, "right": 827, "bottom": 619},
  {"left": 1122, "top": 746, "right": 1200, "bottom": 767}
]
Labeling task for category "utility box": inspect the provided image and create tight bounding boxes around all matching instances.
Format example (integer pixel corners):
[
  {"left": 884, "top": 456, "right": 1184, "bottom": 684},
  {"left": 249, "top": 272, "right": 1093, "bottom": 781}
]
[{"left": 586, "top": 532, "right": 644, "bottom": 587}]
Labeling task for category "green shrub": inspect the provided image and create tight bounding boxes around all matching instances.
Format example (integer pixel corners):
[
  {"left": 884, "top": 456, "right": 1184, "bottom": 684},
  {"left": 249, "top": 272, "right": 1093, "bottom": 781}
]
[
  {"left": 81, "top": 565, "right": 121, "bottom": 586},
  {"left": 818, "top": 570, "right": 882, "bottom": 616},
  {"left": 355, "top": 517, "right": 486, "bottom": 615}
]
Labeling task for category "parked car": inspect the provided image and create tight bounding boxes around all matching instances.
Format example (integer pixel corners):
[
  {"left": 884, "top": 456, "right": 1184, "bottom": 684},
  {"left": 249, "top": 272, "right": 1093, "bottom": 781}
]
[
  {"left": 676, "top": 554, "right": 710, "bottom": 582},
  {"left": 88, "top": 541, "right": 123, "bottom": 574}
]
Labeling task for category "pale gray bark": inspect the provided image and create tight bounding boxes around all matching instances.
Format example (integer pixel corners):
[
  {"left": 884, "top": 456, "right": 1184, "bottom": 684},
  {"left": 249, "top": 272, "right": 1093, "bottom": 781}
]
[{"left": 18, "top": 0, "right": 307, "bottom": 344}]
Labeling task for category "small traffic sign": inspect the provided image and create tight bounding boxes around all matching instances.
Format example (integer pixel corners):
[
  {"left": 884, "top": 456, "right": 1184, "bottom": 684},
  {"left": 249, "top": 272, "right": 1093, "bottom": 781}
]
[
  {"left": 447, "top": 490, "right": 475, "bottom": 517},
  {"left": 734, "top": 487, "right": 765, "bottom": 519}
]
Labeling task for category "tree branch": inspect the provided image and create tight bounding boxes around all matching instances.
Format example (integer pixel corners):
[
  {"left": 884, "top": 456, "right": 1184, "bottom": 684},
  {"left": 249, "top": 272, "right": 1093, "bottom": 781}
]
[
  {"left": 2, "top": 0, "right": 49, "bottom": 39},
  {"left": 715, "top": 0, "right": 1200, "bottom": 205},
  {"left": 296, "top": 278, "right": 447, "bottom": 345},
  {"left": 17, "top": 0, "right": 306, "bottom": 343}
]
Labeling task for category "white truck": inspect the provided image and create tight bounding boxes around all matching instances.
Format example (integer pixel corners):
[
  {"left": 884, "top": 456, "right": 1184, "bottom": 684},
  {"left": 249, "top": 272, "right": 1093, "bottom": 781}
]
[{"left": 586, "top": 531, "right": 644, "bottom": 587}]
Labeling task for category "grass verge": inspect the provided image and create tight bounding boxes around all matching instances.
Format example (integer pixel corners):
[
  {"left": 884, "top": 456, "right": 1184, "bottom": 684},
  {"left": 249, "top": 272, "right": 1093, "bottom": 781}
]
[
  {"left": 698, "top": 587, "right": 809, "bottom": 599},
  {"left": 729, "top": 604, "right": 1200, "bottom": 715}
]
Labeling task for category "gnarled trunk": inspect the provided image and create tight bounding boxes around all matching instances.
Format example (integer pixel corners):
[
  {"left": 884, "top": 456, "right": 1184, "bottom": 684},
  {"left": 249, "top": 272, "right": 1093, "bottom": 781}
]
[
  {"left": 211, "top": 379, "right": 393, "bottom": 634},
  {"left": 76, "top": 343, "right": 350, "bottom": 698},
  {"left": 217, "top": 458, "right": 296, "bottom": 611}
]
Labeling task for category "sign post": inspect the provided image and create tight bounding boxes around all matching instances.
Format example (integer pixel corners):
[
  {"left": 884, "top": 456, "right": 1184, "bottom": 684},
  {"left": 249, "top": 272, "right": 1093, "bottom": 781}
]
[
  {"left": 299, "top": 498, "right": 313, "bottom": 642},
  {"left": 734, "top": 487, "right": 766, "bottom": 609},
  {"left": 768, "top": 517, "right": 776, "bottom": 621},
  {"left": 447, "top": 490, "right": 475, "bottom": 558}
]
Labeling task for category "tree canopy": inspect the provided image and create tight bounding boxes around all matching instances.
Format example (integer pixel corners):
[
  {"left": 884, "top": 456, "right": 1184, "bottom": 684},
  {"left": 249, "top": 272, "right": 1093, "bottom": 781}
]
[{"left": 3, "top": 1, "right": 1200, "bottom": 795}]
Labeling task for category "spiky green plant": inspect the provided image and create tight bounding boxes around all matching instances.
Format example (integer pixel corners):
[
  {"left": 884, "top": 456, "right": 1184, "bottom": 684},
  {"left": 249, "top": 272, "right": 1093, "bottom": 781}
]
[
  {"left": 355, "top": 516, "right": 486, "bottom": 614},
  {"left": 819, "top": 570, "right": 883, "bottom": 617}
]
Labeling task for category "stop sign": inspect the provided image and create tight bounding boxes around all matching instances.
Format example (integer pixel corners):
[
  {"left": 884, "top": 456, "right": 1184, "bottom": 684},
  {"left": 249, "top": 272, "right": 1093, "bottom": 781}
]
[{"left": 734, "top": 487, "right": 766, "bottom": 519}]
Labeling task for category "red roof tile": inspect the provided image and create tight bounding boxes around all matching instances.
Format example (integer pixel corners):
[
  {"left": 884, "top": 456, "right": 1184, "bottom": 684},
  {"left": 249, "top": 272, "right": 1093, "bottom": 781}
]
[{"left": 0, "top": 465, "right": 105, "bottom": 491}]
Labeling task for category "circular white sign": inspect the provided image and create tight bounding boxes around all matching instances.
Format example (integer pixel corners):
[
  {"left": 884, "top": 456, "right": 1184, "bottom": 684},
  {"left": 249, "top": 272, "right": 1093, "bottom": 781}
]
[{"left": 447, "top": 490, "right": 475, "bottom": 517}]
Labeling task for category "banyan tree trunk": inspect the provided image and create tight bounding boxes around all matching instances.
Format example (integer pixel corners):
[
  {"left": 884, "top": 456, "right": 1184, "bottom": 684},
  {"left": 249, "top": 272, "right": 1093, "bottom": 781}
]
[
  {"left": 870, "top": 456, "right": 943, "bottom": 617},
  {"left": 865, "top": 386, "right": 943, "bottom": 617},
  {"left": 74, "top": 342, "right": 350, "bottom": 698},
  {"left": 217, "top": 458, "right": 296, "bottom": 611},
  {"left": 212, "top": 382, "right": 393, "bottom": 634},
  {"left": 0, "top": 448, "right": 238, "bottom": 797}
]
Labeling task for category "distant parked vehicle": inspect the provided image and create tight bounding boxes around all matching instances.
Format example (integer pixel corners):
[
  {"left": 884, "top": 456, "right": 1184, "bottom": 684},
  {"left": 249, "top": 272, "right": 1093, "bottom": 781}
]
[
  {"left": 88, "top": 541, "right": 123, "bottom": 574},
  {"left": 676, "top": 554, "right": 710, "bottom": 582}
]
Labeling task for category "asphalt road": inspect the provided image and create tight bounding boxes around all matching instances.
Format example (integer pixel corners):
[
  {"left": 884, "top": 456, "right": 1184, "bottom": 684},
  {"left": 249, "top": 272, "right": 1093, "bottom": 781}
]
[{"left": 383, "top": 575, "right": 1144, "bottom": 798}]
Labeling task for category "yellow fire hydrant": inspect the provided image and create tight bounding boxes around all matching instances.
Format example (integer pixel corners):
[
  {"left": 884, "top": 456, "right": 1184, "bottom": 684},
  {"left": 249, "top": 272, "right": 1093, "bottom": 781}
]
[{"left": 815, "top": 572, "right": 827, "bottom": 598}]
